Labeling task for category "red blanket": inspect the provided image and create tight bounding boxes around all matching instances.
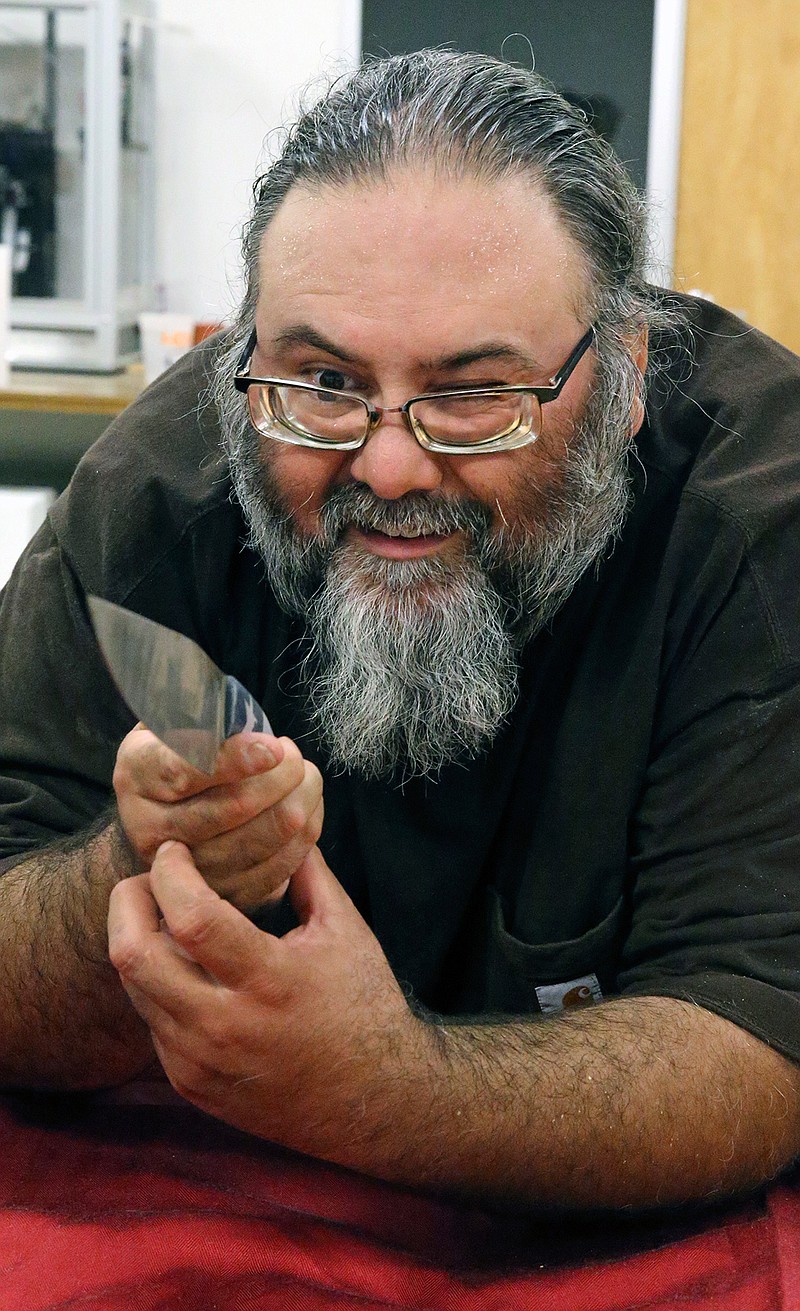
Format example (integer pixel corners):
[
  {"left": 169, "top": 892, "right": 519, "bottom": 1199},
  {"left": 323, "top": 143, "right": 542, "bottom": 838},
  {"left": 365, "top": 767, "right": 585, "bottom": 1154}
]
[{"left": 1, "top": 1092, "right": 798, "bottom": 1310}]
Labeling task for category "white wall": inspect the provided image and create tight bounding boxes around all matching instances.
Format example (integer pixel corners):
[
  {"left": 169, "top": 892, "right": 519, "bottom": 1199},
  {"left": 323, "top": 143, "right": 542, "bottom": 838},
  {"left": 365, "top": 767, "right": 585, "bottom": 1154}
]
[{"left": 154, "top": 0, "right": 361, "bottom": 324}]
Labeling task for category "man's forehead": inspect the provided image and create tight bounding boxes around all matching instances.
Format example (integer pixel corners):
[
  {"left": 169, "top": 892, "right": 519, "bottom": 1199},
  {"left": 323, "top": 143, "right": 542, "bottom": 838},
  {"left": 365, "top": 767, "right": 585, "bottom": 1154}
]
[{"left": 256, "top": 170, "right": 591, "bottom": 328}]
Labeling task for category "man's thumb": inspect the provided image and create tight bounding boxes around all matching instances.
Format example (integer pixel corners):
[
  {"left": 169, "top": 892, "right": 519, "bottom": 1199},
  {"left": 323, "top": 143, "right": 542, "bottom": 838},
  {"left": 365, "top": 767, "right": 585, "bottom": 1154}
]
[{"left": 288, "top": 845, "right": 352, "bottom": 924}]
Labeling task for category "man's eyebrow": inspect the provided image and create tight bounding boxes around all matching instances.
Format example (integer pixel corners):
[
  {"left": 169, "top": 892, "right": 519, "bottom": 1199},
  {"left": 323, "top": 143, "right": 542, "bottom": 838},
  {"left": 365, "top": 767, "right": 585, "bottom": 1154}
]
[
  {"left": 431, "top": 343, "right": 546, "bottom": 373},
  {"left": 268, "top": 325, "right": 547, "bottom": 375},
  {"left": 269, "top": 325, "right": 362, "bottom": 363}
]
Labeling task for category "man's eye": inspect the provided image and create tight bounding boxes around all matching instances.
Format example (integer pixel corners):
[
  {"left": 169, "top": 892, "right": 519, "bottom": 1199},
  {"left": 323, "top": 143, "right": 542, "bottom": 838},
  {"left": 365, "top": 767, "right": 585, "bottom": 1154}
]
[{"left": 312, "top": 368, "right": 352, "bottom": 391}]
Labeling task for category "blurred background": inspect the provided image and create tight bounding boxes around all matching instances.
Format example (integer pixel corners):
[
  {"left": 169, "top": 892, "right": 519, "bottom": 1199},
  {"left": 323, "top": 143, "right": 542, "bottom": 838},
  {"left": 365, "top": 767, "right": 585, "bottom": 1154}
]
[{"left": 0, "top": 0, "right": 797, "bottom": 570}]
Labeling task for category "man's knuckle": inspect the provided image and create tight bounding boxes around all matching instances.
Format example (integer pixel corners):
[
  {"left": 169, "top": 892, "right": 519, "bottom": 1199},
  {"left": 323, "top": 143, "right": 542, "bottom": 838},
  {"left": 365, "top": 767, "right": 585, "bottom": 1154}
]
[
  {"left": 197, "top": 1012, "right": 231, "bottom": 1060},
  {"left": 157, "top": 756, "right": 192, "bottom": 795},
  {"left": 213, "top": 841, "right": 264, "bottom": 888},
  {"left": 111, "top": 758, "right": 129, "bottom": 795},
  {"left": 168, "top": 1072, "right": 195, "bottom": 1102},
  {"left": 166, "top": 1056, "right": 205, "bottom": 1103},
  {"left": 108, "top": 933, "right": 137, "bottom": 976},
  {"left": 218, "top": 790, "right": 255, "bottom": 830},
  {"left": 280, "top": 738, "right": 302, "bottom": 765},
  {"left": 133, "top": 822, "right": 162, "bottom": 858},
  {"left": 170, "top": 904, "right": 217, "bottom": 952},
  {"left": 302, "top": 809, "right": 323, "bottom": 845},
  {"left": 119, "top": 812, "right": 175, "bottom": 865},
  {"left": 303, "top": 760, "right": 324, "bottom": 798},
  {"left": 115, "top": 730, "right": 193, "bottom": 795},
  {"left": 280, "top": 742, "right": 306, "bottom": 787},
  {"left": 109, "top": 932, "right": 159, "bottom": 982},
  {"left": 275, "top": 802, "right": 306, "bottom": 842}
]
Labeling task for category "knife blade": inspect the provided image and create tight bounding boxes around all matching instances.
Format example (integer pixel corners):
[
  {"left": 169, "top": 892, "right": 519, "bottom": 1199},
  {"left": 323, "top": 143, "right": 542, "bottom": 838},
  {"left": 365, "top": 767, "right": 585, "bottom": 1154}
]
[{"left": 87, "top": 595, "right": 273, "bottom": 774}]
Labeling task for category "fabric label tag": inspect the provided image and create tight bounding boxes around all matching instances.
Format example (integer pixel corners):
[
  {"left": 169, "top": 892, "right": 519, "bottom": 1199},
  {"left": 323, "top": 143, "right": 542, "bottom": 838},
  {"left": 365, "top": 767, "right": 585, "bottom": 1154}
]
[{"left": 535, "top": 974, "right": 603, "bottom": 1016}]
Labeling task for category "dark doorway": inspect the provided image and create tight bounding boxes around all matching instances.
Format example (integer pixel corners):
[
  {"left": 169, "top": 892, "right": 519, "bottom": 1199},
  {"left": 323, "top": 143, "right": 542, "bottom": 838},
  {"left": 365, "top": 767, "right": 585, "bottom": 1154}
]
[{"left": 360, "top": 1, "right": 656, "bottom": 190}]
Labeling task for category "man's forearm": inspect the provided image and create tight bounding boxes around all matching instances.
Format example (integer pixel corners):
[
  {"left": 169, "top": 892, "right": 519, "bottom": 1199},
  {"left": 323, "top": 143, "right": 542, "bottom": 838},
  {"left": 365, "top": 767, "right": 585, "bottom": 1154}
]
[
  {"left": 339, "top": 996, "right": 800, "bottom": 1211},
  {"left": 0, "top": 820, "right": 154, "bottom": 1090},
  {"left": 104, "top": 846, "right": 800, "bottom": 1212}
]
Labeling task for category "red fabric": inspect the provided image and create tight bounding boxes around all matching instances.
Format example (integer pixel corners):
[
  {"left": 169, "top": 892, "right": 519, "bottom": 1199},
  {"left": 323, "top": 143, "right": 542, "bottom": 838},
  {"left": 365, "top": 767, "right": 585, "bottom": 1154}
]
[{"left": 0, "top": 1093, "right": 798, "bottom": 1310}]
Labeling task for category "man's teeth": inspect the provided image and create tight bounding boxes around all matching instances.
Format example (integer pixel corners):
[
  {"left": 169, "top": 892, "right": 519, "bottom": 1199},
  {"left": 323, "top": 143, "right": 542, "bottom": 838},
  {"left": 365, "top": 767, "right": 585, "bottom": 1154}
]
[{"left": 372, "top": 526, "right": 434, "bottom": 538}]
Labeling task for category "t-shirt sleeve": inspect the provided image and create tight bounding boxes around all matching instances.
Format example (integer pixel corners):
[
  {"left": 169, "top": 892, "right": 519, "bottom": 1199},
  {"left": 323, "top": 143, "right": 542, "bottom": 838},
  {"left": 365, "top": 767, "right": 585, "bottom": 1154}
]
[
  {"left": 0, "top": 343, "right": 234, "bottom": 862},
  {"left": 617, "top": 497, "right": 800, "bottom": 1063},
  {"left": 0, "top": 517, "right": 133, "bottom": 858}
]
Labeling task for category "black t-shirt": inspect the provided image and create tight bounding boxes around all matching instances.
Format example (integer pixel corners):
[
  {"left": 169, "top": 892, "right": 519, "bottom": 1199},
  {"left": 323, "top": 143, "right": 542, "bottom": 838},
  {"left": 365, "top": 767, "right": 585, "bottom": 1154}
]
[{"left": 0, "top": 295, "right": 799, "bottom": 1059}]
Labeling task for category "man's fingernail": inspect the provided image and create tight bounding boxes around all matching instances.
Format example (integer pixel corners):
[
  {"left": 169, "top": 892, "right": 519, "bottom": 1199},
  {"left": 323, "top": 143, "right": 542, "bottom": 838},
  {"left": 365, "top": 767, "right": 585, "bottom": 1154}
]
[
  {"left": 156, "top": 840, "right": 178, "bottom": 857},
  {"left": 245, "top": 740, "right": 277, "bottom": 769}
]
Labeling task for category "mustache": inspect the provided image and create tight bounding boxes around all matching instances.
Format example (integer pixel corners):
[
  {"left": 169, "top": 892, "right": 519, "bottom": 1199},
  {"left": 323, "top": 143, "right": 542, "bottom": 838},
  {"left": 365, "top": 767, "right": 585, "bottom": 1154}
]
[{"left": 317, "top": 485, "right": 493, "bottom": 545}]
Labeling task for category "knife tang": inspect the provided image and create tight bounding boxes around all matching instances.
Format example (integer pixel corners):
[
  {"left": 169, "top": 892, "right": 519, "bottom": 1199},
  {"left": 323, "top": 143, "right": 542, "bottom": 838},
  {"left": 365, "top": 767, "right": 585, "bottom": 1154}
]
[{"left": 224, "top": 675, "right": 274, "bottom": 739}]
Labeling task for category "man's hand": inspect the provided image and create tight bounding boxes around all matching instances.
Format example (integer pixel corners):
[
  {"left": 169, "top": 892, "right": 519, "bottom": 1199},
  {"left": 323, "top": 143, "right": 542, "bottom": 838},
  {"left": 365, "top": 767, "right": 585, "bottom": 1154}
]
[
  {"left": 113, "top": 727, "right": 324, "bottom": 911},
  {"left": 107, "top": 840, "right": 428, "bottom": 1156},
  {"left": 108, "top": 843, "right": 800, "bottom": 1212}
]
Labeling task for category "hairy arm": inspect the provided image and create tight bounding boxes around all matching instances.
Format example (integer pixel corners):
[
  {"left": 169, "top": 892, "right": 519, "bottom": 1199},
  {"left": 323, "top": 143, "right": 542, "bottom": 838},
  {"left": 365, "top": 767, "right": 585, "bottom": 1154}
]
[
  {"left": 0, "top": 819, "right": 154, "bottom": 1090},
  {"left": 367, "top": 996, "right": 800, "bottom": 1210},
  {"left": 110, "top": 842, "right": 800, "bottom": 1212},
  {"left": 0, "top": 727, "right": 321, "bottom": 1092}
]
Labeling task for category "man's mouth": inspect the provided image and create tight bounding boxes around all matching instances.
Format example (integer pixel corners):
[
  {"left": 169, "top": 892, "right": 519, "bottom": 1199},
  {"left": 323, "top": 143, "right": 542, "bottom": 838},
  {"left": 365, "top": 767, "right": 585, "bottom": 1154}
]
[
  {"left": 348, "top": 526, "right": 457, "bottom": 559},
  {"left": 375, "top": 526, "right": 433, "bottom": 538}
]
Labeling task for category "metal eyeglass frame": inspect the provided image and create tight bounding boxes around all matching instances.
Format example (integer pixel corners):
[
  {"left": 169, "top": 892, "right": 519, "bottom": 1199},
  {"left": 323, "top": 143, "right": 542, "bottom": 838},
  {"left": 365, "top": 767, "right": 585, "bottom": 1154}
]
[{"left": 232, "top": 325, "right": 596, "bottom": 456}]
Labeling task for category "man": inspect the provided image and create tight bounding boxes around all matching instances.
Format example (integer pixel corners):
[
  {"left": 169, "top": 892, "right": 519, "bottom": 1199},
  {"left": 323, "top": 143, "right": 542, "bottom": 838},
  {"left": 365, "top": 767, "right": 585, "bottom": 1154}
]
[{"left": 0, "top": 49, "right": 798, "bottom": 1214}]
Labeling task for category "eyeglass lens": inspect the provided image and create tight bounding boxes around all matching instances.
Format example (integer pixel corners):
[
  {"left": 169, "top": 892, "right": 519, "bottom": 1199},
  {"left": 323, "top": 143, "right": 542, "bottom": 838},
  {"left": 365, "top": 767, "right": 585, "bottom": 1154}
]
[
  {"left": 411, "top": 392, "right": 538, "bottom": 445},
  {"left": 271, "top": 386, "right": 368, "bottom": 442},
  {"left": 249, "top": 384, "right": 541, "bottom": 448}
]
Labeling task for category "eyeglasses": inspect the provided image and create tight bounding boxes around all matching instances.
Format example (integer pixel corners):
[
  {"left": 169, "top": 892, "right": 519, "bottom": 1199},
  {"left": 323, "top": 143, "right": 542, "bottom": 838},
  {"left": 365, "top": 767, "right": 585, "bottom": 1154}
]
[{"left": 232, "top": 325, "right": 595, "bottom": 456}]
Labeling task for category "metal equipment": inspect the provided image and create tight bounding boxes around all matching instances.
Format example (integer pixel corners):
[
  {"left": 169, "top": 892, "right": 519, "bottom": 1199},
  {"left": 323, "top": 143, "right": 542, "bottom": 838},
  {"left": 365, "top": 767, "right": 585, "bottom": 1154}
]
[{"left": 0, "top": 0, "right": 156, "bottom": 371}]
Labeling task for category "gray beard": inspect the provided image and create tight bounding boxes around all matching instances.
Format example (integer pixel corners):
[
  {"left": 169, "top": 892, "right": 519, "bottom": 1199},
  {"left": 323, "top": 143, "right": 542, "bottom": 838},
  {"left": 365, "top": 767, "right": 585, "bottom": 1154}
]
[{"left": 216, "top": 360, "right": 634, "bottom": 780}]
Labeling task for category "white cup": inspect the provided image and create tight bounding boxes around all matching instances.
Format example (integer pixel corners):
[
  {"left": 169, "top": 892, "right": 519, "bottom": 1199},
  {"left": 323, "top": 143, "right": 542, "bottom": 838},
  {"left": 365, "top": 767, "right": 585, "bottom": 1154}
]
[
  {"left": 138, "top": 312, "right": 195, "bottom": 385},
  {"left": 0, "top": 244, "right": 11, "bottom": 388}
]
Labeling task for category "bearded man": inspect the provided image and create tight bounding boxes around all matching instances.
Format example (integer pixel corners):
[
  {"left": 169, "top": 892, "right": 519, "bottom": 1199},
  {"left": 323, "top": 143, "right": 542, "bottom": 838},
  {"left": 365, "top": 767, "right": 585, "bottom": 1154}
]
[{"left": 0, "top": 50, "right": 798, "bottom": 1221}]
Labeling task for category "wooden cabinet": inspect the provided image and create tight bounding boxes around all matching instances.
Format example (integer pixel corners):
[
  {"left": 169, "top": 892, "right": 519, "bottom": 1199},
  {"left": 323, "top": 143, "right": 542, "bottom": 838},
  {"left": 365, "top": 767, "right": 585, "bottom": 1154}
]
[{"left": 0, "top": 367, "right": 144, "bottom": 490}]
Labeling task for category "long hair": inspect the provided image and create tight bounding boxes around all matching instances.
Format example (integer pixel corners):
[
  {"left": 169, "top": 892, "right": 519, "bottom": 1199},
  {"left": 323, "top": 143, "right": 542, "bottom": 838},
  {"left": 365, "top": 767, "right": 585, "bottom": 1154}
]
[{"left": 215, "top": 48, "right": 684, "bottom": 433}]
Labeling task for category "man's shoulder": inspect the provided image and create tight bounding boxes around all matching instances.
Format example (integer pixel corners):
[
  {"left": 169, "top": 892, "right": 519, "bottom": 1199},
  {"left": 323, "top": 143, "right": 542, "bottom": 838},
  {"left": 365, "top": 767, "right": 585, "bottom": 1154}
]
[
  {"left": 627, "top": 297, "right": 800, "bottom": 668},
  {"left": 641, "top": 295, "right": 800, "bottom": 513},
  {"left": 49, "top": 340, "right": 245, "bottom": 598},
  {"left": 636, "top": 295, "right": 800, "bottom": 562}
]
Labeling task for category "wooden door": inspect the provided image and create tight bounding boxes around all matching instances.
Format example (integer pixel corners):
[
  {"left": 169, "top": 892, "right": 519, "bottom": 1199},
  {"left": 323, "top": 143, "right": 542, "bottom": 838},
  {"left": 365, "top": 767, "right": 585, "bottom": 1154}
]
[{"left": 674, "top": 0, "right": 800, "bottom": 353}]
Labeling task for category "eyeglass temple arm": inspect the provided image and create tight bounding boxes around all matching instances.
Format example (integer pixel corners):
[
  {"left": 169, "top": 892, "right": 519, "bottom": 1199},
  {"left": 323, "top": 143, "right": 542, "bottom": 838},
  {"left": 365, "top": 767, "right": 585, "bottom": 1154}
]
[
  {"left": 546, "top": 326, "right": 596, "bottom": 398},
  {"left": 234, "top": 328, "right": 259, "bottom": 377}
]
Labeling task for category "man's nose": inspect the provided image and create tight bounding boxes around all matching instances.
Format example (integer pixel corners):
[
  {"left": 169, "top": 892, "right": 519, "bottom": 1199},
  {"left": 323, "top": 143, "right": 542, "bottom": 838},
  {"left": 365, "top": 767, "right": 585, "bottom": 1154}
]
[{"left": 347, "top": 411, "right": 444, "bottom": 500}]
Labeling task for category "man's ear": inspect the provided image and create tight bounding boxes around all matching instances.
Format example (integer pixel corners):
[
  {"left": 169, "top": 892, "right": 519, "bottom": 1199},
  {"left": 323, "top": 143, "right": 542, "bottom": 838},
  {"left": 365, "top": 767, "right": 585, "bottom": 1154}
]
[{"left": 628, "top": 325, "right": 649, "bottom": 436}]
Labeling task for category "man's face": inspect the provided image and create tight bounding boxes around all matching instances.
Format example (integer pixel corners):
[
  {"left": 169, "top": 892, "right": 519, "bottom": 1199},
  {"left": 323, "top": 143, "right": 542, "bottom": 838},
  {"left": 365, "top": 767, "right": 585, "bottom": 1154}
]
[
  {"left": 252, "top": 170, "right": 598, "bottom": 553},
  {"left": 225, "top": 170, "right": 641, "bottom": 779}
]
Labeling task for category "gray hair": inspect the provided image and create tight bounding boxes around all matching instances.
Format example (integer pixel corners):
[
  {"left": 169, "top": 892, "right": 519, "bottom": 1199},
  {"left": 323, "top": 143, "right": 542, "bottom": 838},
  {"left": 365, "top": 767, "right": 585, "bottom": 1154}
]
[
  {"left": 216, "top": 48, "right": 685, "bottom": 432},
  {"left": 209, "top": 51, "right": 686, "bottom": 775}
]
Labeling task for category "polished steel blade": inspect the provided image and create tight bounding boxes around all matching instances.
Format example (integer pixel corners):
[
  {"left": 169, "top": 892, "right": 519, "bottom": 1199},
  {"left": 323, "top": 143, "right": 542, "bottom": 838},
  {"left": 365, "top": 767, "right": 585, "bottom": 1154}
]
[{"left": 88, "top": 595, "right": 226, "bottom": 773}]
